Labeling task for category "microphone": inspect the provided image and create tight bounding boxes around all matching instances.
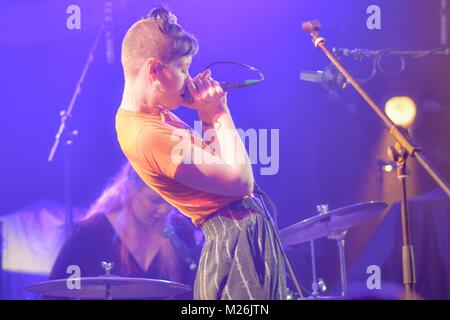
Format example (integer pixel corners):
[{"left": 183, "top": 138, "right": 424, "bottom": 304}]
[
  {"left": 104, "top": 1, "right": 114, "bottom": 64},
  {"left": 301, "top": 20, "right": 321, "bottom": 33},
  {"left": 181, "top": 79, "right": 263, "bottom": 104},
  {"left": 299, "top": 64, "right": 347, "bottom": 91},
  {"left": 161, "top": 224, "right": 197, "bottom": 271},
  {"left": 220, "top": 79, "right": 263, "bottom": 91}
]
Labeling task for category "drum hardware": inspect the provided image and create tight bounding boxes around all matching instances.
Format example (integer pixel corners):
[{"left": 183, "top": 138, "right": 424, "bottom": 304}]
[{"left": 280, "top": 201, "right": 388, "bottom": 298}]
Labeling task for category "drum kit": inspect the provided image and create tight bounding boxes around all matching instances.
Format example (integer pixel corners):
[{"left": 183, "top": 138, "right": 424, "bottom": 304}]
[
  {"left": 26, "top": 276, "right": 191, "bottom": 300},
  {"left": 26, "top": 200, "right": 387, "bottom": 300},
  {"left": 279, "top": 200, "right": 387, "bottom": 300},
  {"left": 26, "top": 260, "right": 192, "bottom": 300}
]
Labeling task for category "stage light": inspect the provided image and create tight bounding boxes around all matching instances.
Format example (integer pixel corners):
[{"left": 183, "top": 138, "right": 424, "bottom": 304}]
[
  {"left": 384, "top": 96, "right": 417, "bottom": 127},
  {"left": 377, "top": 159, "right": 396, "bottom": 173}
]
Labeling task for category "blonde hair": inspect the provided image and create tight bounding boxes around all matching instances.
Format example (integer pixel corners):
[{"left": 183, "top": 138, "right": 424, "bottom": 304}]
[
  {"left": 121, "top": 6, "right": 198, "bottom": 78},
  {"left": 85, "top": 163, "right": 182, "bottom": 281},
  {"left": 85, "top": 163, "right": 143, "bottom": 219}
]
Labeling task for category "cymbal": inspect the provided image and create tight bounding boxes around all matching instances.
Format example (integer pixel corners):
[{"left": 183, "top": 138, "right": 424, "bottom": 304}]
[
  {"left": 26, "top": 276, "right": 192, "bottom": 299},
  {"left": 280, "top": 201, "right": 387, "bottom": 246}
]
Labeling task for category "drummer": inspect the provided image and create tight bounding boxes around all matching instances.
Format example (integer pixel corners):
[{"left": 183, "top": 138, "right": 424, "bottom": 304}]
[{"left": 48, "top": 163, "right": 200, "bottom": 299}]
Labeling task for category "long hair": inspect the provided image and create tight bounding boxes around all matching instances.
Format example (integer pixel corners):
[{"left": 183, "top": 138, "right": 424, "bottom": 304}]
[
  {"left": 85, "top": 163, "right": 182, "bottom": 281},
  {"left": 85, "top": 163, "right": 142, "bottom": 219}
]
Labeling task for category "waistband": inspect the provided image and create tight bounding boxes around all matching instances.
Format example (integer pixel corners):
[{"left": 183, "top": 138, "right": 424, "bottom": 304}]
[
  {"left": 201, "top": 196, "right": 266, "bottom": 228},
  {"left": 227, "top": 196, "right": 265, "bottom": 212}
]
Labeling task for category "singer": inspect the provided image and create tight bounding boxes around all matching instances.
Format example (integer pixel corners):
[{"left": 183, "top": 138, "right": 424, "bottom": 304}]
[{"left": 115, "top": 6, "right": 287, "bottom": 300}]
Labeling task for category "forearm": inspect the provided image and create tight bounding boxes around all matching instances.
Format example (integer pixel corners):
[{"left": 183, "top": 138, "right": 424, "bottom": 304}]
[
  {"left": 201, "top": 110, "right": 254, "bottom": 185},
  {"left": 186, "top": 71, "right": 254, "bottom": 192}
]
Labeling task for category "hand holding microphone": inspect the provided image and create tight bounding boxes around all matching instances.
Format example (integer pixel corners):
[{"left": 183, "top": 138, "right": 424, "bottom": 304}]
[
  {"left": 181, "top": 61, "right": 264, "bottom": 106},
  {"left": 180, "top": 61, "right": 265, "bottom": 125},
  {"left": 183, "top": 69, "right": 229, "bottom": 124}
]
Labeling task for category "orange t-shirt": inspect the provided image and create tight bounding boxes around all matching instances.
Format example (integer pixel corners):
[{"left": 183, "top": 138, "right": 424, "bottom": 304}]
[{"left": 115, "top": 107, "right": 241, "bottom": 226}]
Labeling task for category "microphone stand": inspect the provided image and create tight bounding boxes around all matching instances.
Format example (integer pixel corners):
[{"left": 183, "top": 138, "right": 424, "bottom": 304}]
[
  {"left": 47, "top": 25, "right": 105, "bottom": 236},
  {"left": 302, "top": 20, "right": 450, "bottom": 299},
  {"left": 332, "top": 48, "right": 450, "bottom": 58},
  {"left": 161, "top": 225, "right": 197, "bottom": 271}
]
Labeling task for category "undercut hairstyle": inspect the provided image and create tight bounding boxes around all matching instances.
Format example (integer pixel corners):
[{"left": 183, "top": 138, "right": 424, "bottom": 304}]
[{"left": 121, "top": 6, "right": 199, "bottom": 78}]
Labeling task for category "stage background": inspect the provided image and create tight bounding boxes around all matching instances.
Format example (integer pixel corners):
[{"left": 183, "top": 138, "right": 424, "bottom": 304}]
[{"left": 1, "top": 0, "right": 449, "bottom": 299}]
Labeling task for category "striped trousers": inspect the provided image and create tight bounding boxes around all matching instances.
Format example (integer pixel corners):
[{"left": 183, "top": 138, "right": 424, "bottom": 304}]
[{"left": 194, "top": 197, "right": 287, "bottom": 300}]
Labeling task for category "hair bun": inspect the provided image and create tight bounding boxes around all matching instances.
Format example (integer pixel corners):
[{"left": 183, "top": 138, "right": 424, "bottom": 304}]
[
  {"left": 147, "top": 6, "right": 179, "bottom": 35},
  {"left": 167, "top": 12, "right": 178, "bottom": 24}
]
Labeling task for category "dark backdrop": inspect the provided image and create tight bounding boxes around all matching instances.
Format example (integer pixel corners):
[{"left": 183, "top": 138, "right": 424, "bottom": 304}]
[{"left": 1, "top": 0, "right": 449, "bottom": 298}]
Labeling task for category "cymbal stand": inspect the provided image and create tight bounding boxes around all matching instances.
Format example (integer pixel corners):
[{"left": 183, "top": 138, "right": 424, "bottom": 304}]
[
  {"left": 327, "top": 230, "right": 349, "bottom": 297},
  {"left": 310, "top": 204, "right": 329, "bottom": 297},
  {"left": 101, "top": 261, "right": 114, "bottom": 300}
]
